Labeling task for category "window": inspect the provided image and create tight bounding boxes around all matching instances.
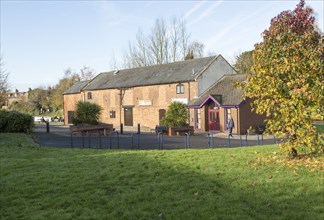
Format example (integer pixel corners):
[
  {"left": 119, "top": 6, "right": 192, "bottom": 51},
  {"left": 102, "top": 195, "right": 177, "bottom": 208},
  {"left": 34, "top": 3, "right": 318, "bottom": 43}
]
[
  {"left": 109, "top": 111, "right": 116, "bottom": 118},
  {"left": 176, "top": 83, "right": 184, "bottom": 94},
  {"left": 209, "top": 101, "right": 215, "bottom": 109},
  {"left": 195, "top": 109, "right": 201, "bottom": 129},
  {"left": 87, "top": 92, "right": 92, "bottom": 100}
]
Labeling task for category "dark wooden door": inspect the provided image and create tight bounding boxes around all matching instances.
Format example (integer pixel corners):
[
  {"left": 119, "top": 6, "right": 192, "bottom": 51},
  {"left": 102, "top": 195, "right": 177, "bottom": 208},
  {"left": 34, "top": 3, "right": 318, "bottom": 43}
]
[
  {"left": 124, "top": 107, "right": 133, "bottom": 126},
  {"left": 67, "top": 111, "right": 74, "bottom": 124},
  {"left": 159, "top": 109, "right": 166, "bottom": 125},
  {"left": 208, "top": 110, "right": 220, "bottom": 131}
]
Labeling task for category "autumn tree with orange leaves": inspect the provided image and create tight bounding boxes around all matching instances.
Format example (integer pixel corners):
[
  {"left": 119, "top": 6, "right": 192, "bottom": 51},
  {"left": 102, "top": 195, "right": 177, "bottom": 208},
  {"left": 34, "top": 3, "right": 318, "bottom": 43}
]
[{"left": 241, "top": 0, "right": 323, "bottom": 156}]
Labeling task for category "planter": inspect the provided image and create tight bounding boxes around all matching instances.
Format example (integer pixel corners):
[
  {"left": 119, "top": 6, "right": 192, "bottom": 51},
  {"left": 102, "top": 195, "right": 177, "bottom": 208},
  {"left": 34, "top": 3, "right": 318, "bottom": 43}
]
[
  {"left": 168, "top": 126, "right": 194, "bottom": 136},
  {"left": 70, "top": 123, "right": 114, "bottom": 136}
]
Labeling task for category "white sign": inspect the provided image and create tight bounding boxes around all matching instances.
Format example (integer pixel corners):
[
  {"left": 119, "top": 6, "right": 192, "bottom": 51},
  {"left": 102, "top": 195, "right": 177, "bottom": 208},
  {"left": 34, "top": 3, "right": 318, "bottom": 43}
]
[
  {"left": 171, "top": 98, "right": 188, "bottom": 104},
  {"left": 138, "top": 99, "right": 152, "bottom": 106}
]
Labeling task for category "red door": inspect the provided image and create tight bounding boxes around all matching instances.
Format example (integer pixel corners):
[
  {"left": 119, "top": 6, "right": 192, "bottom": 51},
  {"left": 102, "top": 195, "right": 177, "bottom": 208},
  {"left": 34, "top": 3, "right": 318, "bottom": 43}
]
[{"left": 208, "top": 110, "right": 220, "bottom": 131}]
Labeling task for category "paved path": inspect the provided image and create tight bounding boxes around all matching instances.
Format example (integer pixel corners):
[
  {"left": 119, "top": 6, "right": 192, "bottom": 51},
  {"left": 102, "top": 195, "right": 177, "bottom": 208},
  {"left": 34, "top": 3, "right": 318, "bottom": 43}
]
[{"left": 33, "top": 124, "right": 279, "bottom": 150}]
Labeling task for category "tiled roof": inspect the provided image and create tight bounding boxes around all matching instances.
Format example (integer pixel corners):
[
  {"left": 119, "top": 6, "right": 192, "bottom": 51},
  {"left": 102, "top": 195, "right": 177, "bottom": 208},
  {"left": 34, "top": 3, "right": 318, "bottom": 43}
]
[
  {"left": 82, "top": 56, "right": 217, "bottom": 91},
  {"left": 62, "top": 80, "right": 89, "bottom": 95},
  {"left": 188, "top": 74, "right": 246, "bottom": 107}
]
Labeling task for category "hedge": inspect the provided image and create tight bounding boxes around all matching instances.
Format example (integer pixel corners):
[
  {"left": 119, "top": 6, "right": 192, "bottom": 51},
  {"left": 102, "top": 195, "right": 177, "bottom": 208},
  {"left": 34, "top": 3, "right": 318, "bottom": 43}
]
[{"left": 0, "top": 110, "right": 34, "bottom": 133}]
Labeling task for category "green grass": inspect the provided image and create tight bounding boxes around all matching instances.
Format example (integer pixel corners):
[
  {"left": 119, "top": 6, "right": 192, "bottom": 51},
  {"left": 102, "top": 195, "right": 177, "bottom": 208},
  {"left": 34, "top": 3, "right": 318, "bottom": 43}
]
[
  {"left": 313, "top": 123, "right": 324, "bottom": 132},
  {"left": 1, "top": 133, "right": 323, "bottom": 220}
]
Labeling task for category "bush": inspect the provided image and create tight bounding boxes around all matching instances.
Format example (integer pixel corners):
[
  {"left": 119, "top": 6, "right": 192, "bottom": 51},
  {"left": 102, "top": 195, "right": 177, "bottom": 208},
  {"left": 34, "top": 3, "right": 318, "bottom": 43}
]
[
  {"left": 71, "top": 101, "right": 102, "bottom": 125},
  {"left": 0, "top": 110, "right": 34, "bottom": 133},
  {"left": 160, "top": 102, "right": 188, "bottom": 128},
  {"left": 8, "top": 101, "right": 40, "bottom": 115}
]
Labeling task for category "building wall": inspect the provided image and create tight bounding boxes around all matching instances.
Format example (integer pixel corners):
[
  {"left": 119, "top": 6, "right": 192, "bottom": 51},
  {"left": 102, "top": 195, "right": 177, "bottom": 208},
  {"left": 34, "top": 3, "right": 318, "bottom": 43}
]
[
  {"left": 198, "top": 106, "right": 239, "bottom": 133},
  {"left": 7, "top": 92, "right": 29, "bottom": 106},
  {"left": 65, "top": 81, "right": 199, "bottom": 129},
  {"left": 222, "top": 107, "right": 239, "bottom": 134},
  {"left": 238, "top": 100, "right": 266, "bottom": 134},
  {"left": 63, "top": 93, "right": 85, "bottom": 124},
  {"left": 197, "top": 56, "right": 236, "bottom": 95}
]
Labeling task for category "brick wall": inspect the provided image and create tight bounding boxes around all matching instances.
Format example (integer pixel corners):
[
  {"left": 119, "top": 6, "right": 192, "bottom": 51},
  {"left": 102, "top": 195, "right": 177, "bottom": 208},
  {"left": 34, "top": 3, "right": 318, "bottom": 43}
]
[
  {"left": 64, "top": 81, "right": 199, "bottom": 129},
  {"left": 239, "top": 100, "right": 266, "bottom": 134},
  {"left": 63, "top": 93, "right": 84, "bottom": 125}
]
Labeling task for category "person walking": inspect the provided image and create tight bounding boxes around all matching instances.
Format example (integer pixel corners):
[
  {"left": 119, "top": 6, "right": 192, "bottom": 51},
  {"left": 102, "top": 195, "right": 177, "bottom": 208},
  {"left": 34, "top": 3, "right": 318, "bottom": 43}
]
[{"left": 227, "top": 117, "right": 234, "bottom": 137}]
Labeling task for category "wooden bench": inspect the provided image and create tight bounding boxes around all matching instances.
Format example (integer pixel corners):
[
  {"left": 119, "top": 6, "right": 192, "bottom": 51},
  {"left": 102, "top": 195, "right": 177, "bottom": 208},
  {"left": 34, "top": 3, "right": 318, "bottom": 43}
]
[{"left": 70, "top": 124, "right": 114, "bottom": 136}]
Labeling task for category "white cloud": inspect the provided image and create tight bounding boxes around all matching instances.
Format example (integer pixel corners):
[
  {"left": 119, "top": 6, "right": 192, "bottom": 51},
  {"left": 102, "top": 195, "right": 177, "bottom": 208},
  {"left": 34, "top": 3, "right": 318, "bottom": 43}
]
[
  {"left": 187, "top": 0, "right": 223, "bottom": 27},
  {"left": 183, "top": 0, "right": 207, "bottom": 20}
]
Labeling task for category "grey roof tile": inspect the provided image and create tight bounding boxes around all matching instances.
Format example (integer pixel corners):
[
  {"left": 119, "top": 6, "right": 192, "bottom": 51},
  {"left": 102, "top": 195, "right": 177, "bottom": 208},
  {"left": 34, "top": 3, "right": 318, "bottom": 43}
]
[
  {"left": 188, "top": 74, "right": 246, "bottom": 107},
  {"left": 83, "top": 56, "right": 216, "bottom": 91},
  {"left": 62, "top": 80, "right": 89, "bottom": 94}
]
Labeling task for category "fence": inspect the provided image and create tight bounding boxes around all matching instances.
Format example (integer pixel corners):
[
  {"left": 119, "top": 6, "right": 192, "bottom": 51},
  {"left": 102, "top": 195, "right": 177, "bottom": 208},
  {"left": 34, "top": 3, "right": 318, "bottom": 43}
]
[{"left": 69, "top": 131, "right": 280, "bottom": 150}]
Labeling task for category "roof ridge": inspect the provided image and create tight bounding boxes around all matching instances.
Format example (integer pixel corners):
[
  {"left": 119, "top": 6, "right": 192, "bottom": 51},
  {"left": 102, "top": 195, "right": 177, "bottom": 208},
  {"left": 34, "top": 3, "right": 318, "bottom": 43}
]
[
  {"left": 100, "top": 55, "right": 217, "bottom": 74},
  {"left": 82, "top": 55, "right": 219, "bottom": 91}
]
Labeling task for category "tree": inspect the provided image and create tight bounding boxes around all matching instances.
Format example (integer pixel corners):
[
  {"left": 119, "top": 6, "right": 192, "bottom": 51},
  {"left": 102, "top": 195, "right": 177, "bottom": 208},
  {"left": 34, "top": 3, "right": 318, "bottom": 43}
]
[
  {"left": 28, "top": 87, "right": 51, "bottom": 112},
  {"left": 0, "top": 56, "right": 10, "bottom": 106},
  {"left": 122, "top": 16, "right": 204, "bottom": 68},
  {"left": 233, "top": 50, "right": 254, "bottom": 74},
  {"left": 71, "top": 101, "right": 102, "bottom": 125},
  {"left": 51, "top": 68, "right": 79, "bottom": 112},
  {"left": 185, "top": 41, "right": 205, "bottom": 60},
  {"left": 79, "top": 66, "right": 95, "bottom": 81},
  {"left": 160, "top": 102, "right": 188, "bottom": 127},
  {"left": 241, "top": 0, "right": 323, "bottom": 156},
  {"left": 8, "top": 101, "right": 39, "bottom": 115}
]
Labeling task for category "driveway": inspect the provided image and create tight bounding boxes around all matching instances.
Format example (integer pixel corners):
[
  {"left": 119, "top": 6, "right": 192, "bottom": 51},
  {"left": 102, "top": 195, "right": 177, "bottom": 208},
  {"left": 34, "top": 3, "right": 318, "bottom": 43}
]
[{"left": 33, "top": 124, "right": 279, "bottom": 150}]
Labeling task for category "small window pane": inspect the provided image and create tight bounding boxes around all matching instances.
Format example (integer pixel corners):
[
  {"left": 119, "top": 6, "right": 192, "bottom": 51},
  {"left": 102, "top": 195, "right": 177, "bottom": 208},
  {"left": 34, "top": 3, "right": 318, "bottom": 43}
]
[
  {"left": 87, "top": 92, "right": 92, "bottom": 100},
  {"left": 110, "top": 111, "right": 116, "bottom": 118},
  {"left": 176, "top": 84, "right": 184, "bottom": 94}
]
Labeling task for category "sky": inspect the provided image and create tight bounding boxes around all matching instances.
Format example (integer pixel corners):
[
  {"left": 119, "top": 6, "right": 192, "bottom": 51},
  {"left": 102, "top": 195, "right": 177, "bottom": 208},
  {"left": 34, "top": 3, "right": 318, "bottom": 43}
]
[{"left": 1, "top": 0, "right": 323, "bottom": 92}]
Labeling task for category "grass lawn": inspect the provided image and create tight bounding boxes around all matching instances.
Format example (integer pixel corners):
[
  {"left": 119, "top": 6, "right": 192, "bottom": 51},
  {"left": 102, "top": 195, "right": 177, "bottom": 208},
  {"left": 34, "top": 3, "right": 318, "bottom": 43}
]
[{"left": 1, "top": 133, "right": 323, "bottom": 220}]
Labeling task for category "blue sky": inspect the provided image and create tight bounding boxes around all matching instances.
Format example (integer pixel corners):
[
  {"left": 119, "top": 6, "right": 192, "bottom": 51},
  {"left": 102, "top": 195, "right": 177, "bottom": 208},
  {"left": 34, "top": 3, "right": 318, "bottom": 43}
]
[{"left": 1, "top": 0, "right": 323, "bottom": 92}]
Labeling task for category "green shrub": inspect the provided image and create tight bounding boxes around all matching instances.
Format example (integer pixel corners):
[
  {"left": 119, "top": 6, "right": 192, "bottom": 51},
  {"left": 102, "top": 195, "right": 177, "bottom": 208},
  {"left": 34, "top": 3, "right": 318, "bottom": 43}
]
[
  {"left": 160, "top": 101, "right": 188, "bottom": 127},
  {"left": 0, "top": 110, "right": 34, "bottom": 133},
  {"left": 8, "top": 101, "right": 40, "bottom": 115},
  {"left": 71, "top": 101, "right": 102, "bottom": 125}
]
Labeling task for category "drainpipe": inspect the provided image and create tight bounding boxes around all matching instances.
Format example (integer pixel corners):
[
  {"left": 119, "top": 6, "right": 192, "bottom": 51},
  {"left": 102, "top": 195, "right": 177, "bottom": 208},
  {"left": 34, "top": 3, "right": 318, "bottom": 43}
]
[
  {"left": 188, "top": 81, "right": 191, "bottom": 100},
  {"left": 236, "top": 106, "right": 239, "bottom": 134},
  {"left": 188, "top": 81, "right": 191, "bottom": 124},
  {"left": 119, "top": 88, "right": 122, "bottom": 127}
]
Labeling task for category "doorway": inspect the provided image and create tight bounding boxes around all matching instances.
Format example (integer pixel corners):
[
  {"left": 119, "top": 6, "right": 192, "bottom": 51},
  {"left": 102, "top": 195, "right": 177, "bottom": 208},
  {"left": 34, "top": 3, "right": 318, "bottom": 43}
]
[
  {"left": 159, "top": 109, "right": 166, "bottom": 125},
  {"left": 124, "top": 107, "right": 133, "bottom": 126},
  {"left": 67, "top": 111, "right": 74, "bottom": 124},
  {"left": 208, "top": 101, "right": 220, "bottom": 131},
  {"left": 208, "top": 109, "right": 220, "bottom": 131}
]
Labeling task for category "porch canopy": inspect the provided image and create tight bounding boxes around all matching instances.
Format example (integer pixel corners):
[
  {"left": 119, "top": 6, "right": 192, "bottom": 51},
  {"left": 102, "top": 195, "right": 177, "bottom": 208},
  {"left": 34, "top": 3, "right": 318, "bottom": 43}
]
[{"left": 187, "top": 74, "right": 246, "bottom": 109}]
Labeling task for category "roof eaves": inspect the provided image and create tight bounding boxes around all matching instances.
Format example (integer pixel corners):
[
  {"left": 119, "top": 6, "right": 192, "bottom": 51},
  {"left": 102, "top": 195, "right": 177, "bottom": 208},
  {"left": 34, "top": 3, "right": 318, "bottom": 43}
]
[{"left": 82, "top": 79, "right": 197, "bottom": 91}]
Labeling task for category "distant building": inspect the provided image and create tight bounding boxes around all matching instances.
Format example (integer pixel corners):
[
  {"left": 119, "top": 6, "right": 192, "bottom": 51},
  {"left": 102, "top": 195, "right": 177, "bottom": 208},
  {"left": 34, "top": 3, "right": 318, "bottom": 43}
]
[
  {"left": 63, "top": 55, "right": 265, "bottom": 134},
  {"left": 2, "top": 89, "right": 29, "bottom": 108}
]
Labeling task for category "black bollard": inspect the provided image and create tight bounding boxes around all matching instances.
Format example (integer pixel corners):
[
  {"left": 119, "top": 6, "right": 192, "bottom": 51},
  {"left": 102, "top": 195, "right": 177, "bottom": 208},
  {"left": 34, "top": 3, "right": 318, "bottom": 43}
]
[
  {"left": 46, "top": 121, "right": 50, "bottom": 133},
  {"left": 138, "top": 123, "right": 141, "bottom": 134},
  {"left": 120, "top": 123, "right": 123, "bottom": 134}
]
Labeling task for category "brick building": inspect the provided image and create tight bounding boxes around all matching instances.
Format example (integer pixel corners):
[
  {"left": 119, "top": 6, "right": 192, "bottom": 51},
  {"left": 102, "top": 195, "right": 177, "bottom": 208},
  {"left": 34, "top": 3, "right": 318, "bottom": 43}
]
[
  {"left": 2, "top": 90, "right": 29, "bottom": 109},
  {"left": 63, "top": 55, "right": 265, "bottom": 134}
]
